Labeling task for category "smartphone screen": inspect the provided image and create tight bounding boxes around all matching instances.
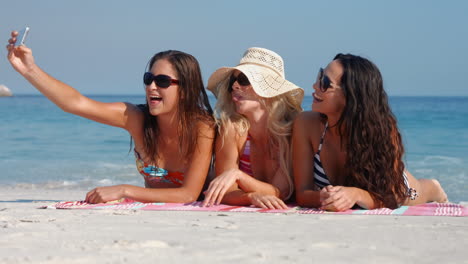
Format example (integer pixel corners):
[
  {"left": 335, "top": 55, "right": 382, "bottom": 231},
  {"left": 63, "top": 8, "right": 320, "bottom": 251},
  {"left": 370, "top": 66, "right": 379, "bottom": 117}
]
[{"left": 15, "top": 27, "right": 30, "bottom": 46}]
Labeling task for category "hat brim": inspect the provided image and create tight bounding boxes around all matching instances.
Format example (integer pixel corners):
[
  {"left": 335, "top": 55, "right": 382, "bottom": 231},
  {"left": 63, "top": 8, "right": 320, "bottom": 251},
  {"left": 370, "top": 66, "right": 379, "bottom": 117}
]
[{"left": 207, "top": 65, "right": 304, "bottom": 103}]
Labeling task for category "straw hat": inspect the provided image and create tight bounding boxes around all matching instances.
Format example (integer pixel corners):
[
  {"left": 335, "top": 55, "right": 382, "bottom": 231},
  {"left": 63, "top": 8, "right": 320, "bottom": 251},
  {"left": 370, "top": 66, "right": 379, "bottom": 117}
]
[{"left": 207, "top": 47, "right": 304, "bottom": 102}]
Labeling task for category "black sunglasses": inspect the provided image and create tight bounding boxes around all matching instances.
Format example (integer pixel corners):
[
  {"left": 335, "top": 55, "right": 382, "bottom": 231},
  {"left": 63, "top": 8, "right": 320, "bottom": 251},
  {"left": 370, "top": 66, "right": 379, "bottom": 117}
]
[
  {"left": 316, "top": 67, "right": 336, "bottom": 93},
  {"left": 228, "top": 72, "right": 250, "bottom": 92},
  {"left": 143, "top": 72, "right": 179, "bottom": 88}
]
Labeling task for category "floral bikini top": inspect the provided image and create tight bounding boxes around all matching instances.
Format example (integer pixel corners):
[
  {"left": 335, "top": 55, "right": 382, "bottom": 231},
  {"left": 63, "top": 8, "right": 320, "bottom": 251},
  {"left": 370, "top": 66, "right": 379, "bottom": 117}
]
[{"left": 134, "top": 149, "right": 184, "bottom": 187}]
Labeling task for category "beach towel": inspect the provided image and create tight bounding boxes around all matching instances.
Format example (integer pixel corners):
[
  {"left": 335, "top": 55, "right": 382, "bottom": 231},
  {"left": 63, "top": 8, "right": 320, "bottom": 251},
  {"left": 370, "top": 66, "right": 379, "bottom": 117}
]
[{"left": 42, "top": 200, "right": 467, "bottom": 217}]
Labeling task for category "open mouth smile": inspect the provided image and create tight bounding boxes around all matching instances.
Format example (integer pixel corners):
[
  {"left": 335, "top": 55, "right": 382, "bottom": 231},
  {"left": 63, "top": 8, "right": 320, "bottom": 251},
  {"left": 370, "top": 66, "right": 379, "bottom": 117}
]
[
  {"left": 148, "top": 94, "right": 163, "bottom": 105},
  {"left": 313, "top": 93, "right": 323, "bottom": 103}
]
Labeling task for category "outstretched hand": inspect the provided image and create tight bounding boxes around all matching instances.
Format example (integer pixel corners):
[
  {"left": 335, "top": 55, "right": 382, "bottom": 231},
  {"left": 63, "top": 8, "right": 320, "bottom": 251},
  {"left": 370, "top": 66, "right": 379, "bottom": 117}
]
[
  {"left": 319, "top": 185, "right": 359, "bottom": 211},
  {"left": 249, "top": 192, "right": 288, "bottom": 210},
  {"left": 6, "top": 31, "right": 36, "bottom": 75},
  {"left": 85, "top": 185, "right": 127, "bottom": 204},
  {"left": 202, "top": 169, "right": 240, "bottom": 207}
]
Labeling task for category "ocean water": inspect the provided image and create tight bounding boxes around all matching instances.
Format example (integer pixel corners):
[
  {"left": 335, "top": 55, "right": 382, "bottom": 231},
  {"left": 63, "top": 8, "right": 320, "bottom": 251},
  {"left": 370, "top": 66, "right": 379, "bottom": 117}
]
[{"left": 1, "top": 95, "right": 466, "bottom": 202}]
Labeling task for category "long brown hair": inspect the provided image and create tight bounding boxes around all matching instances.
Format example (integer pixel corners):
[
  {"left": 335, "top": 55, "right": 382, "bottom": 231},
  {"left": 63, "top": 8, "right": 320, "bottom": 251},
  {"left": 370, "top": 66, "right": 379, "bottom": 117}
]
[
  {"left": 139, "top": 50, "right": 214, "bottom": 165},
  {"left": 333, "top": 53, "right": 407, "bottom": 208}
]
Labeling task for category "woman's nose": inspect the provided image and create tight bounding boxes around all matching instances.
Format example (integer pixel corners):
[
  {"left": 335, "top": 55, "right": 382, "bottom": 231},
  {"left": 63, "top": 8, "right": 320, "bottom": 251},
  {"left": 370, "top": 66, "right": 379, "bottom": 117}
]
[
  {"left": 146, "top": 80, "right": 159, "bottom": 90},
  {"left": 231, "top": 81, "right": 241, "bottom": 91},
  {"left": 312, "top": 80, "right": 319, "bottom": 92}
]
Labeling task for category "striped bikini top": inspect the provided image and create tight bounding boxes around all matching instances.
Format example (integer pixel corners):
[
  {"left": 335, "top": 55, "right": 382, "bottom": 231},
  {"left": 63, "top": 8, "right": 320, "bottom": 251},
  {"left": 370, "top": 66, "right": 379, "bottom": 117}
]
[
  {"left": 239, "top": 135, "right": 253, "bottom": 176},
  {"left": 313, "top": 123, "right": 331, "bottom": 189},
  {"left": 313, "top": 123, "right": 414, "bottom": 197},
  {"left": 134, "top": 149, "right": 185, "bottom": 187}
]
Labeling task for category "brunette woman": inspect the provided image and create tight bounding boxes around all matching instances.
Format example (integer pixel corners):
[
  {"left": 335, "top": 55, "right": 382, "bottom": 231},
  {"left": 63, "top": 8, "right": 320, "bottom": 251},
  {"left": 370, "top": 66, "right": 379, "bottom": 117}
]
[{"left": 293, "top": 53, "right": 447, "bottom": 211}]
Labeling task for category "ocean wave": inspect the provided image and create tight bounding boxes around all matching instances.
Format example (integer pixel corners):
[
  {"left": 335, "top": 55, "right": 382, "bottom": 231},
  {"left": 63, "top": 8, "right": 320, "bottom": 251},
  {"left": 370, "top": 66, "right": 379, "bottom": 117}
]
[
  {"left": 411, "top": 155, "right": 464, "bottom": 167},
  {"left": 8, "top": 178, "right": 144, "bottom": 190},
  {"left": 413, "top": 168, "right": 433, "bottom": 175}
]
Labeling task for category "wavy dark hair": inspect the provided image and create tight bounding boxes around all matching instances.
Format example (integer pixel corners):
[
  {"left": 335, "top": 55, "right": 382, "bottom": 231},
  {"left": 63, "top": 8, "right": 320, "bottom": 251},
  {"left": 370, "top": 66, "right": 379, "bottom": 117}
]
[
  {"left": 138, "top": 50, "right": 214, "bottom": 165},
  {"left": 332, "top": 53, "right": 407, "bottom": 209}
]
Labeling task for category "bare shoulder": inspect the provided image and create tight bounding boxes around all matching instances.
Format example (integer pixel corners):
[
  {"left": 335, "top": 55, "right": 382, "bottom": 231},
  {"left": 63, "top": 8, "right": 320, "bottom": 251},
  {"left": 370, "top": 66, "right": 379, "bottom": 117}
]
[
  {"left": 216, "top": 121, "right": 247, "bottom": 154},
  {"left": 294, "top": 111, "right": 322, "bottom": 132},
  {"left": 221, "top": 121, "right": 247, "bottom": 141},
  {"left": 195, "top": 118, "right": 216, "bottom": 139},
  {"left": 125, "top": 102, "right": 144, "bottom": 116},
  {"left": 123, "top": 103, "right": 145, "bottom": 131},
  {"left": 293, "top": 111, "right": 324, "bottom": 152}
]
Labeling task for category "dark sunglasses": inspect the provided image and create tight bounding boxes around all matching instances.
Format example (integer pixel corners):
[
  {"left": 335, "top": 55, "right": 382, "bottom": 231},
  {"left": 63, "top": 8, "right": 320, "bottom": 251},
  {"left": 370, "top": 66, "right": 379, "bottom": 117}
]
[
  {"left": 228, "top": 72, "right": 250, "bottom": 92},
  {"left": 316, "top": 68, "right": 335, "bottom": 93},
  {"left": 143, "top": 72, "right": 179, "bottom": 88}
]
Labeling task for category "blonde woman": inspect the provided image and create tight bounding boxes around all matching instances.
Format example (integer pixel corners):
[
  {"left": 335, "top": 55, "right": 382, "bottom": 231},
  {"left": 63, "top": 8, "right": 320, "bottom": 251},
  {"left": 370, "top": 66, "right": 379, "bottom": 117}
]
[{"left": 203, "top": 47, "right": 304, "bottom": 209}]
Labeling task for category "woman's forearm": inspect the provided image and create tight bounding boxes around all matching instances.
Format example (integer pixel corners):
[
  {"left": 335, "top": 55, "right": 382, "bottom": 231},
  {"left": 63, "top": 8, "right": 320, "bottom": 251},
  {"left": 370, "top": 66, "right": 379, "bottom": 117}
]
[
  {"left": 236, "top": 171, "right": 280, "bottom": 197},
  {"left": 23, "top": 64, "right": 86, "bottom": 113},
  {"left": 221, "top": 189, "right": 253, "bottom": 206},
  {"left": 123, "top": 185, "right": 200, "bottom": 203},
  {"left": 353, "top": 188, "right": 378, "bottom": 209}
]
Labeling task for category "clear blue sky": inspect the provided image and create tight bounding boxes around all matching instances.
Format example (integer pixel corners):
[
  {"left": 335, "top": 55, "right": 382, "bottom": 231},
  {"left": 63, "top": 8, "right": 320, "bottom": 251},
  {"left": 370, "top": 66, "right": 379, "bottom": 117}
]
[{"left": 1, "top": 0, "right": 467, "bottom": 96}]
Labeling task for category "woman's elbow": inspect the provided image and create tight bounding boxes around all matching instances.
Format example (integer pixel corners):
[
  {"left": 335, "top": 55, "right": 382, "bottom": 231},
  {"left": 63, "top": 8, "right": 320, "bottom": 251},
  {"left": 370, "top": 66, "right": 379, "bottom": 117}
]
[
  {"left": 60, "top": 96, "right": 87, "bottom": 115},
  {"left": 177, "top": 189, "right": 199, "bottom": 203},
  {"left": 296, "top": 193, "right": 308, "bottom": 207},
  {"left": 296, "top": 191, "right": 320, "bottom": 208}
]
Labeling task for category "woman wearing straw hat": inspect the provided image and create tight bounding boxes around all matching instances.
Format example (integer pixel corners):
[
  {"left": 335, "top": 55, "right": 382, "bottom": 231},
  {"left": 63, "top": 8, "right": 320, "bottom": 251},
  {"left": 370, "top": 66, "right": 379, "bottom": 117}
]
[
  {"left": 293, "top": 53, "right": 447, "bottom": 211},
  {"left": 202, "top": 47, "right": 304, "bottom": 209}
]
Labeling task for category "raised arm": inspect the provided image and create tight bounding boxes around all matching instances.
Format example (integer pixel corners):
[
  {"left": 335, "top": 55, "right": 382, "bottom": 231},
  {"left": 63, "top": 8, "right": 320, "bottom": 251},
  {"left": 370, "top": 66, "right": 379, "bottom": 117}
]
[{"left": 7, "top": 31, "right": 141, "bottom": 132}]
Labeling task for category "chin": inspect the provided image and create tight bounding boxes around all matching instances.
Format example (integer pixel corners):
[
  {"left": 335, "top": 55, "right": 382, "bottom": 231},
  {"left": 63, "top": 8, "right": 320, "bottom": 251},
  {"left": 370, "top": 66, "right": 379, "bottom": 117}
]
[
  {"left": 235, "top": 105, "right": 253, "bottom": 116},
  {"left": 149, "top": 108, "right": 161, "bottom": 116},
  {"left": 311, "top": 104, "right": 320, "bottom": 112},
  {"left": 238, "top": 101, "right": 264, "bottom": 114}
]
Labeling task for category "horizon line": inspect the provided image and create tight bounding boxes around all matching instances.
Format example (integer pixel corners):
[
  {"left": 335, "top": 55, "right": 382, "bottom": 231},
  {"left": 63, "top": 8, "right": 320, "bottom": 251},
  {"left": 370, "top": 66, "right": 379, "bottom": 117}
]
[{"left": 5, "top": 93, "right": 468, "bottom": 98}]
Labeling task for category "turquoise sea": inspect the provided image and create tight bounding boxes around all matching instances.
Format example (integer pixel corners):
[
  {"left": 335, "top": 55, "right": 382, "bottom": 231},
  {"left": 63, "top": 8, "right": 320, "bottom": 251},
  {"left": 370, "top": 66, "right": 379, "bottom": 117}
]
[{"left": 0, "top": 95, "right": 466, "bottom": 202}]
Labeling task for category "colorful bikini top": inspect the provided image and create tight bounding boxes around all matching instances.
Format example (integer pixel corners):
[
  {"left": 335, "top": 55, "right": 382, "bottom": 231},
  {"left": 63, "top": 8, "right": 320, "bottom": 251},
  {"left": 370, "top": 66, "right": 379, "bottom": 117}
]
[
  {"left": 313, "top": 122, "right": 417, "bottom": 199},
  {"left": 239, "top": 135, "right": 253, "bottom": 176},
  {"left": 134, "top": 149, "right": 184, "bottom": 187}
]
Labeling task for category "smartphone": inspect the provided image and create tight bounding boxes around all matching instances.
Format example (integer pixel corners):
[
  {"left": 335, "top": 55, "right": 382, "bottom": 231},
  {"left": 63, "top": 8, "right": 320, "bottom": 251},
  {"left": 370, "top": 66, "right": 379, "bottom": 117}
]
[{"left": 15, "top": 27, "right": 30, "bottom": 46}]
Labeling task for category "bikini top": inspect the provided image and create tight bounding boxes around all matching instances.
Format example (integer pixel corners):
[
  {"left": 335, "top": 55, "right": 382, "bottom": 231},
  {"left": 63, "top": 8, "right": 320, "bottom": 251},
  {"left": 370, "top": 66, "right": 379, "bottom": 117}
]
[
  {"left": 134, "top": 149, "right": 184, "bottom": 187},
  {"left": 239, "top": 135, "right": 253, "bottom": 176},
  {"left": 312, "top": 122, "right": 416, "bottom": 199},
  {"left": 313, "top": 123, "right": 331, "bottom": 189}
]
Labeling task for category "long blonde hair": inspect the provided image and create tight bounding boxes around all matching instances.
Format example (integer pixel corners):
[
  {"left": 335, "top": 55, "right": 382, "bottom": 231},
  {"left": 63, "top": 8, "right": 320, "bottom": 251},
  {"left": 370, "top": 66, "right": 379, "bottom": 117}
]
[{"left": 213, "top": 76, "right": 303, "bottom": 200}]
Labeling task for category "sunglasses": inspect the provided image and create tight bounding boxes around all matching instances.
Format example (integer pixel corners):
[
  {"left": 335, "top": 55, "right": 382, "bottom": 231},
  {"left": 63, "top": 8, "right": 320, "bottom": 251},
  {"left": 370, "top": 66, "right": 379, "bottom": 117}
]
[
  {"left": 228, "top": 72, "right": 250, "bottom": 92},
  {"left": 316, "top": 68, "right": 339, "bottom": 93},
  {"left": 143, "top": 72, "right": 179, "bottom": 88}
]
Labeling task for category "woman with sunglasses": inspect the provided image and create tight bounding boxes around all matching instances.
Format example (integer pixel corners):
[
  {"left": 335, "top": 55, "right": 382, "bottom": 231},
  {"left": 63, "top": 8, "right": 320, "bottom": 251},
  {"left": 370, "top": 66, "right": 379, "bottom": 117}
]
[
  {"left": 293, "top": 53, "right": 447, "bottom": 211},
  {"left": 6, "top": 31, "right": 215, "bottom": 203},
  {"left": 202, "top": 47, "right": 304, "bottom": 209}
]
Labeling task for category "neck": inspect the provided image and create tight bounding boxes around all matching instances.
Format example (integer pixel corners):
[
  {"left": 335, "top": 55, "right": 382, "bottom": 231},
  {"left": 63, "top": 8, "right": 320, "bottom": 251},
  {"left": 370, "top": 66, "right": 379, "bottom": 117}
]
[
  {"left": 246, "top": 109, "right": 268, "bottom": 142},
  {"left": 156, "top": 111, "right": 179, "bottom": 139},
  {"left": 326, "top": 113, "right": 343, "bottom": 138}
]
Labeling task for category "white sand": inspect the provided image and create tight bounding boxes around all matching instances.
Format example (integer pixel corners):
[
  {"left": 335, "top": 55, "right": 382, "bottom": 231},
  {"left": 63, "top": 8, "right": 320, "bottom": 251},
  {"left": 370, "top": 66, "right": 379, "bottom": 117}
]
[{"left": 0, "top": 186, "right": 466, "bottom": 264}]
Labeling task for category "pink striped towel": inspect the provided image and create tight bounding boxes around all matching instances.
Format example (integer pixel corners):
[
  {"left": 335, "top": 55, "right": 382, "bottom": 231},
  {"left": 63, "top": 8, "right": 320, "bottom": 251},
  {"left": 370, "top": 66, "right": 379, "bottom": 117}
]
[{"left": 42, "top": 200, "right": 467, "bottom": 217}]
